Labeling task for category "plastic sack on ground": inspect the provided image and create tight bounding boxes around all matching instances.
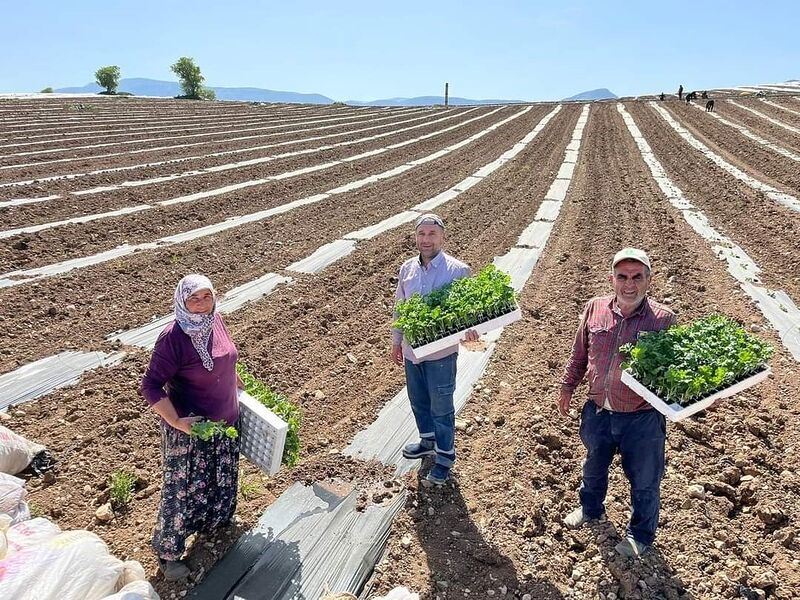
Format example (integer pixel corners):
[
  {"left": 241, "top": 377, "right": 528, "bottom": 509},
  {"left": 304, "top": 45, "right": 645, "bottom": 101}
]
[
  {"left": 0, "top": 516, "right": 157, "bottom": 600},
  {"left": 371, "top": 588, "right": 420, "bottom": 600},
  {"left": 0, "top": 425, "right": 45, "bottom": 475},
  {"left": 0, "top": 472, "right": 30, "bottom": 524},
  {"left": 101, "top": 579, "right": 160, "bottom": 600}
]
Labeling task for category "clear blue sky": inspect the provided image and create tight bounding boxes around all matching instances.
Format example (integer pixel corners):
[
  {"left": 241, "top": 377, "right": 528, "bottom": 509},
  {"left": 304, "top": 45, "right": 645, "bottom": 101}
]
[{"left": 1, "top": 0, "right": 797, "bottom": 101}]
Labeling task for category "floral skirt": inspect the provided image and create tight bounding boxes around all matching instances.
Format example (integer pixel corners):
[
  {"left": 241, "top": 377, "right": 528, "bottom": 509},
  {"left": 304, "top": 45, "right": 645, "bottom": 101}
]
[{"left": 152, "top": 421, "right": 239, "bottom": 561}]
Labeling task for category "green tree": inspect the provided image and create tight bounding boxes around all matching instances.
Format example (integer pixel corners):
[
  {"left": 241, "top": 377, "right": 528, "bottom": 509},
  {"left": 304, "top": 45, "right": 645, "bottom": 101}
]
[
  {"left": 95, "top": 65, "right": 121, "bottom": 94},
  {"left": 171, "top": 56, "right": 206, "bottom": 99},
  {"left": 40, "top": 87, "right": 54, "bottom": 93}
]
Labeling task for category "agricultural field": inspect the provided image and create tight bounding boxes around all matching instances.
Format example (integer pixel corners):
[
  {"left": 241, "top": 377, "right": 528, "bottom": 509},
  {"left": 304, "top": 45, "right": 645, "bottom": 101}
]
[{"left": 1, "top": 93, "right": 799, "bottom": 600}]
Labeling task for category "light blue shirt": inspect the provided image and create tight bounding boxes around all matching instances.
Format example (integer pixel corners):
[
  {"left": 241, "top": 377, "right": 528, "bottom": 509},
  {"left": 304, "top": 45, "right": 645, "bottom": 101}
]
[{"left": 393, "top": 251, "right": 470, "bottom": 364}]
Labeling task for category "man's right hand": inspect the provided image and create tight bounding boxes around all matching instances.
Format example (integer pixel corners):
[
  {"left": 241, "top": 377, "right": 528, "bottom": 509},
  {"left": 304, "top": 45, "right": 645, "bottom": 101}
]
[
  {"left": 391, "top": 344, "right": 403, "bottom": 366},
  {"left": 558, "top": 388, "right": 573, "bottom": 417},
  {"left": 171, "top": 415, "right": 203, "bottom": 435}
]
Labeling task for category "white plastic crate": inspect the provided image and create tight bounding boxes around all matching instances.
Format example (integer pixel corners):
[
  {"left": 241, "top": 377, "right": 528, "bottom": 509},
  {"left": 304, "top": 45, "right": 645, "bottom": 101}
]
[
  {"left": 621, "top": 368, "right": 771, "bottom": 422},
  {"left": 409, "top": 307, "right": 522, "bottom": 360},
  {"left": 237, "top": 390, "right": 288, "bottom": 475}
]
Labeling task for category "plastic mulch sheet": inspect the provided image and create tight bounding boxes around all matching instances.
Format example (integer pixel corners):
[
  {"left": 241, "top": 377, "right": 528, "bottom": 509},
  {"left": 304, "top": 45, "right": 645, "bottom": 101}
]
[{"left": 189, "top": 482, "right": 405, "bottom": 600}]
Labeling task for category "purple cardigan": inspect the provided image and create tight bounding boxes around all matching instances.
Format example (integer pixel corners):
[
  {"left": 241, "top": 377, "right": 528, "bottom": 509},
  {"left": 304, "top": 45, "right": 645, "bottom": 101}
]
[{"left": 141, "top": 313, "right": 239, "bottom": 425}]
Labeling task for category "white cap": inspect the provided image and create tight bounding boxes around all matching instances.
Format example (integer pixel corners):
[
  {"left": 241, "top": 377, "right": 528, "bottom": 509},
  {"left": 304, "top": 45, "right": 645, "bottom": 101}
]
[{"left": 611, "top": 247, "right": 651, "bottom": 271}]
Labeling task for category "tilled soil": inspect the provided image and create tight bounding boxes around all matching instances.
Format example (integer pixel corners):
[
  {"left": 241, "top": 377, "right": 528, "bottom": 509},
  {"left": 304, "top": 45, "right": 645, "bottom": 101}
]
[
  {"left": 0, "top": 107, "right": 529, "bottom": 267},
  {"left": 3, "top": 98, "right": 799, "bottom": 600},
  {"left": 367, "top": 103, "right": 800, "bottom": 600},
  {"left": 0, "top": 105, "right": 561, "bottom": 370},
  {"left": 626, "top": 102, "right": 800, "bottom": 303},
  {"left": 717, "top": 102, "right": 800, "bottom": 153},
  {"left": 731, "top": 99, "right": 800, "bottom": 131},
  {"left": 0, "top": 108, "right": 430, "bottom": 182},
  {"left": 661, "top": 101, "right": 800, "bottom": 194}
]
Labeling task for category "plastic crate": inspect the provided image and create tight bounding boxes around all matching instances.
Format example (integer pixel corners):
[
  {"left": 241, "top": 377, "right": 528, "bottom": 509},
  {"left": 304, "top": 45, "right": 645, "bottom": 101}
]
[
  {"left": 621, "top": 368, "right": 771, "bottom": 422},
  {"left": 238, "top": 390, "right": 288, "bottom": 475}
]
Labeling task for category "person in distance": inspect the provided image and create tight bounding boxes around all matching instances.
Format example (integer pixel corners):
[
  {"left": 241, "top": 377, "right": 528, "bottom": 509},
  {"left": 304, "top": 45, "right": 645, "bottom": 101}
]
[
  {"left": 391, "top": 213, "right": 478, "bottom": 485},
  {"left": 141, "top": 274, "right": 243, "bottom": 580},
  {"left": 559, "top": 248, "right": 676, "bottom": 558}
]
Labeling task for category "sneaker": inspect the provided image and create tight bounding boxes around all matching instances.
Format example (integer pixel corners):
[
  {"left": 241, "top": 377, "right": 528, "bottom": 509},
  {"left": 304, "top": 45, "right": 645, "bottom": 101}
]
[
  {"left": 425, "top": 464, "right": 450, "bottom": 485},
  {"left": 615, "top": 537, "right": 648, "bottom": 558},
  {"left": 159, "top": 558, "right": 191, "bottom": 581},
  {"left": 402, "top": 440, "right": 436, "bottom": 459},
  {"left": 563, "top": 506, "right": 605, "bottom": 528}
]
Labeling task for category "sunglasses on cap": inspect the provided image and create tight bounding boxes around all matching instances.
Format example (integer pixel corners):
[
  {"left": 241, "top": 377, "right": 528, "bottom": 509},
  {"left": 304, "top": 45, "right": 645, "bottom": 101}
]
[{"left": 415, "top": 214, "right": 445, "bottom": 229}]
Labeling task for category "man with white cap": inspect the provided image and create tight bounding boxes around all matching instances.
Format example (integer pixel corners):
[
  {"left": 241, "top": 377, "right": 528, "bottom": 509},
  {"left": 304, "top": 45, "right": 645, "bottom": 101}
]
[
  {"left": 391, "top": 213, "right": 478, "bottom": 485},
  {"left": 559, "top": 248, "right": 676, "bottom": 557}
]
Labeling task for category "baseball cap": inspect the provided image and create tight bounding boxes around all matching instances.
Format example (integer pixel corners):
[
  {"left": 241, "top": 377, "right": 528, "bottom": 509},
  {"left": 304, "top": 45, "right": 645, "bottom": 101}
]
[
  {"left": 415, "top": 213, "right": 445, "bottom": 230},
  {"left": 611, "top": 247, "right": 651, "bottom": 271}
]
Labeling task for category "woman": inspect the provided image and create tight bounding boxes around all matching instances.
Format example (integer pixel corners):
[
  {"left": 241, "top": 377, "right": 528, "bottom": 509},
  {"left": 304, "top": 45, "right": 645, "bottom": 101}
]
[{"left": 141, "top": 274, "right": 242, "bottom": 581}]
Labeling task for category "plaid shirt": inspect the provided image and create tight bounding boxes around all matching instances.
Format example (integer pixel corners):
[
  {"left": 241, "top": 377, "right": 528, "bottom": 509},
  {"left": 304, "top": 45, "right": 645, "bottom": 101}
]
[{"left": 562, "top": 295, "right": 676, "bottom": 412}]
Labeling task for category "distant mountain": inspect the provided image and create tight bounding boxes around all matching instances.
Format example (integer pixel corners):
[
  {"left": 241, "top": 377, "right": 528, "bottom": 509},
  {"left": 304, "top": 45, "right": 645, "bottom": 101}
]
[
  {"left": 562, "top": 88, "right": 617, "bottom": 101},
  {"left": 345, "top": 96, "right": 525, "bottom": 106},
  {"left": 55, "top": 78, "right": 335, "bottom": 104},
  {"left": 54, "top": 79, "right": 526, "bottom": 105}
]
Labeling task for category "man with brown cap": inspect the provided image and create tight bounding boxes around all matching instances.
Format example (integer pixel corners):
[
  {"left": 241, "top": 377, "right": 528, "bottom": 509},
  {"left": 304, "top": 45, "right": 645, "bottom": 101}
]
[
  {"left": 559, "top": 248, "right": 676, "bottom": 557},
  {"left": 391, "top": 213, "right": 477, "bottom": 485}
]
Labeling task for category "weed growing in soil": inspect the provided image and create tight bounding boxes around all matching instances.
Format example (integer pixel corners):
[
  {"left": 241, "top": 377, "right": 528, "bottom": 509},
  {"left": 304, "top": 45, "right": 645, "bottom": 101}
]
[
  {"left": 237, "top": 363, "right": 302, "bottom": 466},
  {"left": 109, "top": 470, "right": 136, "bottom": 509},
  {"left": 238, "top": 476, "right": 263, "bottom": 501}
]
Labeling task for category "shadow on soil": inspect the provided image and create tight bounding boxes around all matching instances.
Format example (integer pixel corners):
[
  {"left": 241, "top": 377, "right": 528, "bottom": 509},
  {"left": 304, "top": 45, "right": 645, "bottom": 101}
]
[{"left": 412, "top": 460, "right": 564, "bottom": 599}]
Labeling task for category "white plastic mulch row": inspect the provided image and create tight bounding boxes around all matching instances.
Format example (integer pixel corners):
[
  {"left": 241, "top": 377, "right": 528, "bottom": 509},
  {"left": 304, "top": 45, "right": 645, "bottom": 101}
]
[
  {"left": 761, "top": 98, "right": 800, "bottom": 117},
  {"left": 345, "top": 104, "right": 590, "bottom": 470},
  {"left": 0, "top": 106, "right": 520, "bottom": 285},
  {"left": 0, "top": 351, "right": 124, "bottom": 412},
  {"left": 0, "top": 108, "right": 434, "bottom": 190},
  {"left": 726, "top": 100, "right": 800, "bottom": 135},
  {"left": 0, "top": 105, "right": 333, "bottom": 138},
  {"left": 0, "top": 107, "right": 422, "bottom": 160},
  {"left": 0, "top": 108, "right": 427, "bottom": 174},
  {"left": 651, "top": 102, "right": 800, "bottom": 213},
  {"left": 619, "top": 104, "right": 800, "bottom": 360},
  {"left": 0, "top": 108, "right": 487, "bottom": 238},
  {"left": 728, "top": 100, "right": 800, "bottom": 133},
  {"left": 686, "top": 101, "right": 800, "bottom": 162}
]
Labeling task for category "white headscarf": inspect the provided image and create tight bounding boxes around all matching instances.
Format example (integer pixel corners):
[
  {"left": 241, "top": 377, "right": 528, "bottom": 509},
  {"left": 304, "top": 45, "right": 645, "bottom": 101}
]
[{"left": 174, "top": 274, "right": 216, "bottom": 371}]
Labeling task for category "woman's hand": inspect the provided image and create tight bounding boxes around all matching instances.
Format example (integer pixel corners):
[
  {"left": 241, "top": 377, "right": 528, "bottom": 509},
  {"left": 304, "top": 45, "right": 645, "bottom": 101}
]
[{"left": 171, "top": 415, "right": 203, "bottom": 435}]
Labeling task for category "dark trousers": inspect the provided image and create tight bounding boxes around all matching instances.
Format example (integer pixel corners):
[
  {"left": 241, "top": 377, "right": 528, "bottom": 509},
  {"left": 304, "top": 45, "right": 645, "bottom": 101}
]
[{"left": 579, "top": 401, "right": 666, "bottom": 546}]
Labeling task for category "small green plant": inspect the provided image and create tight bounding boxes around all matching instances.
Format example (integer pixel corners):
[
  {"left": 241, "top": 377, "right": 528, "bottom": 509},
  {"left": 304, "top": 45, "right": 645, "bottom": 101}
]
[
  {"left": 621, "top": 314, "right": 773, "bottom": 406},
  {"left": 237, "top": 363, "right": 301, "bottom": 466},
  {"left": 190, "top": 420, "right": 238, "bottom": 441},
  {"left": 238, "top": 476, "right": 263, "bottom": 501},
  {"left": 40, "top": 87, "right": 54, "bottom": 93},
  {"left": 109, "top": 470, "right": 136, "bottom": 509},
  {"left": 198, "top": 86, "right": 216, "bottom": 101},
  {"left": 394, "top": 264, "right": 517, "bottom": 347}
]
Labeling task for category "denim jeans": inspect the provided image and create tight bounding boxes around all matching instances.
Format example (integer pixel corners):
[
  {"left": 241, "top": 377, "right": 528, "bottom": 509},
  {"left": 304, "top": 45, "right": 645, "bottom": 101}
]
[
  {"left": 578, "top": 401, "right": 666, "bottom": 546},
  {"left": 404, "top": 353, "right": 457, "bottom": 468}
]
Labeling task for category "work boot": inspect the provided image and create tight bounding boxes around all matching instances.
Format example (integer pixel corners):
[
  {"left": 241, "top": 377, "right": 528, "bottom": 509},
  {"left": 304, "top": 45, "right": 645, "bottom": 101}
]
[
  {"left": 425, "top": 464, "right": 450, "bottom": 485},
  {"left": 402, "top": 440, "right": 436, "bottom": 459},
  {"left": 615, "top": 537, "right": 648, "bottom": 558}
]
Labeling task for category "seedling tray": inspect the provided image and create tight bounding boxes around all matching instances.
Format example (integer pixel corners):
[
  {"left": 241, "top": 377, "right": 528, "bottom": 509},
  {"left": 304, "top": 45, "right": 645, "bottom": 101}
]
[
  {"left": 621, "top": 367, "right": 771, "bottom": 422},
  {"left": 238, "top": 389, "right": 288, "bottom": 475},
  {"left": 409, "top": 306, "right": 522, "bottom": 360}
]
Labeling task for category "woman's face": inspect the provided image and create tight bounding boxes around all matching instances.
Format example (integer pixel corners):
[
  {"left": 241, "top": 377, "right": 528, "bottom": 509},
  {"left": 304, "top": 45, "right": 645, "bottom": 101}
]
[{"left": 185, "top": 288, "right": 214, "bottom": 314}]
